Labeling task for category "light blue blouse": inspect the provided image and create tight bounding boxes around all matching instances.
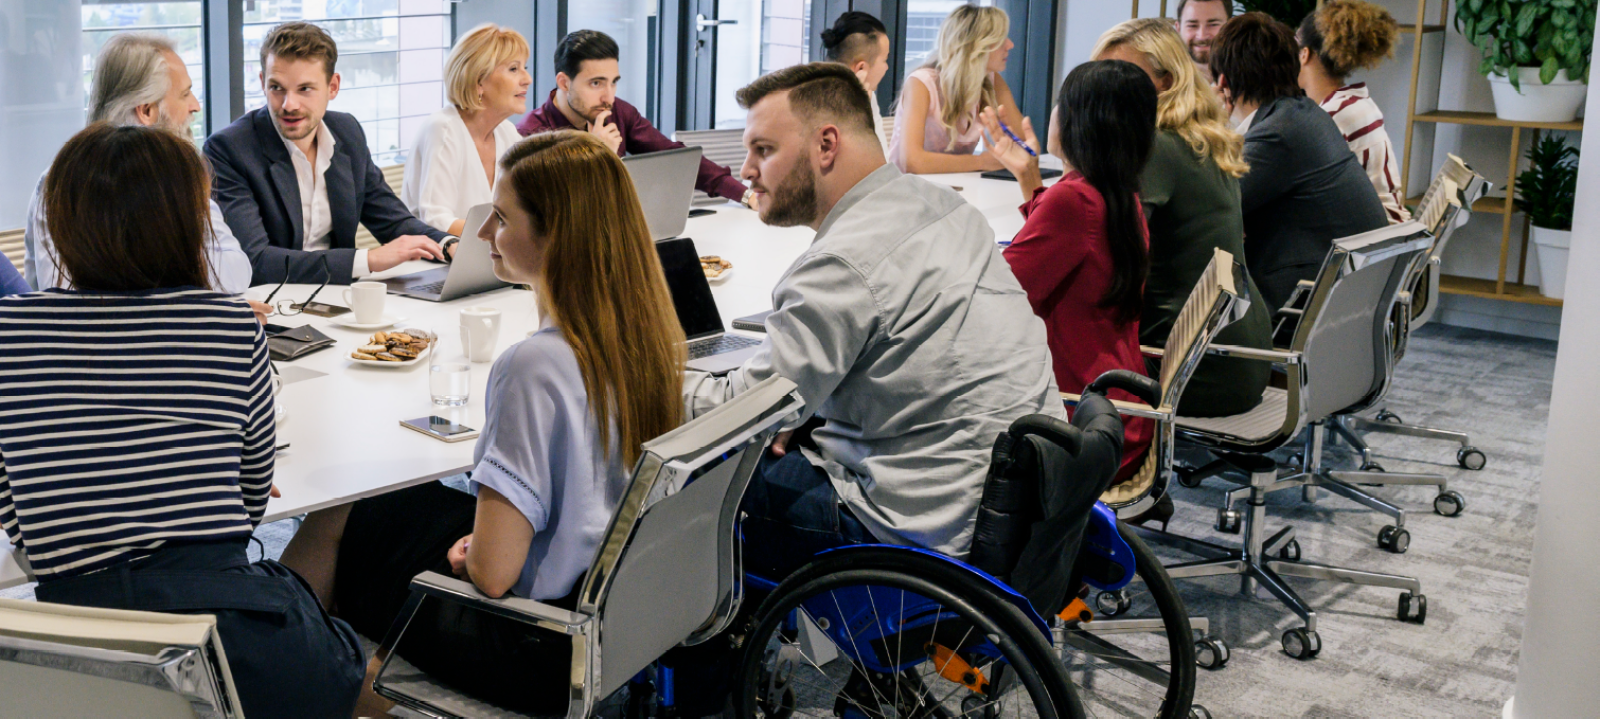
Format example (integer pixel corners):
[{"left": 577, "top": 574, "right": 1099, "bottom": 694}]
[{"left": 469, "top": 318, "right": 628, "bottom": 600}]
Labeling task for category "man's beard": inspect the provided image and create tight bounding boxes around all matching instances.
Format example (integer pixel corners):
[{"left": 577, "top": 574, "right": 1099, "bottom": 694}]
[
  {"left": 1189, "top": 42, "right": 1211, "bottom": 64},
  {"left": 567, "top": 94, "right": 611, "bottom": 125},
  {"left": 758, "top": 160, "right": 819, "bottom": 228}
]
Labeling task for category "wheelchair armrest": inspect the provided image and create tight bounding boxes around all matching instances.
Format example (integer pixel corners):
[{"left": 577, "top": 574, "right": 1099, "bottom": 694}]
[
  {"left": 1060, "top": 392, "right": 1170, "bottom": 421},
  {"left": 409, "top": 571, "right": 592, "bottom": 635},
  {"left": 1140, "top": 345, "right": 1164, "bottom": 358},
  {"left": 1204, "top": 344, "right": 1302, "bottom": 365}
]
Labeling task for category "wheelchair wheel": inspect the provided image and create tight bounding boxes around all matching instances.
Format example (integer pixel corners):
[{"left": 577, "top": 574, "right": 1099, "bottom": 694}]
[
  {"left": 737, "top": 548, "right": 1081, "bottom": 718},
  {"left": 1056, "top": 525, "right": 1197, "bottom": 718}
]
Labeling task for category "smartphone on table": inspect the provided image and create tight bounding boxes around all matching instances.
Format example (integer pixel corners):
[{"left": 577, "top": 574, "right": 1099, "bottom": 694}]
[{"left": 401, "top": 416, "right": 480, "bottom": 442}]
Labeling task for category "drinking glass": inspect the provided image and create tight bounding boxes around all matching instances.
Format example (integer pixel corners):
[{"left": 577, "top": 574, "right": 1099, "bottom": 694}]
[{"left": 428, "top": 329, "right": 471, "bottom": 407}]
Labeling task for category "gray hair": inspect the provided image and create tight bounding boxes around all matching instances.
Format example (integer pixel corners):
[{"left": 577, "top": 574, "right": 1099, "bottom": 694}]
[{"left": 88, "top": 34, "right": 175, "bottom": 127}]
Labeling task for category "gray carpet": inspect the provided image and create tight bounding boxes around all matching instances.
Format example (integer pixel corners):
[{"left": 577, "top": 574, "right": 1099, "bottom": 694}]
[{"left": 0, "top": 324, "right": 1552, "bottom": 718}]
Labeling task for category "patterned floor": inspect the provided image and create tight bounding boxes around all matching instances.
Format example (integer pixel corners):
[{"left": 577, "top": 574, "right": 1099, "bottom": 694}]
[{"left": 1, "top": 323, "right": 1553, "bottom": 718}]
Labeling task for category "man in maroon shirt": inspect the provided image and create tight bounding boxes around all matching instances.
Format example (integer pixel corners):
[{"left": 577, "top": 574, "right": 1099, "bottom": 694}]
[{"left": 516, "top": 30, "right": 753, "bottom": 206}]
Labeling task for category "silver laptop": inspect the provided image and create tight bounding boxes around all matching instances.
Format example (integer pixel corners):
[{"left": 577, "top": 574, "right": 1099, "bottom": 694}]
[
  {"left": 656, "top": 237, "right": 763, "bottom": 374},
  {"left": 382, "top": 204, "right": 510, "bottom": 302},
  {"left": 623, "top": 146, "right": 702, "bottom": 240}
]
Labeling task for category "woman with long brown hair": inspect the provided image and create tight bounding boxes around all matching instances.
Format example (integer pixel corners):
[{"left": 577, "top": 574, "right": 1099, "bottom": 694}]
[{"left": 282, "top": 130, "right": 686, "bottom": 715}]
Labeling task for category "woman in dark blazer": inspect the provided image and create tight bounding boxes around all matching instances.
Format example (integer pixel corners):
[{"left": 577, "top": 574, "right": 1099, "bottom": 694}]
[{"left": 1210, "top": 12, "right": 1387, "bottom": 313}]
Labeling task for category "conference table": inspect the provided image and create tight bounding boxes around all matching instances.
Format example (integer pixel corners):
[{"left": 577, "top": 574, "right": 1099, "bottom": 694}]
[{"left": 0, "top": 161, "right": 1060, "bottom": 590}]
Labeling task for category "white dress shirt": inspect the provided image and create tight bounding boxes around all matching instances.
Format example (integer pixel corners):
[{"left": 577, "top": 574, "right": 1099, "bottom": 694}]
[
  {"left": 23, "top": 172, "right": 253, "bottom": 294},
  {"left": 279, "top": 120, "right": 370, "bottom": 278},
  {"left": 869, "top": 90, "right": 889, "bottom": 155},
  {"left": 402, "top": 106, "right": 521, "bottom": 234}
]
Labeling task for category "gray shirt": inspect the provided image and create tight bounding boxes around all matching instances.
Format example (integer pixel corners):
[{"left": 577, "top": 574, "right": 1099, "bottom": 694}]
[{"left": 684, "top": 165, "right": 1065, "bottom": 556}]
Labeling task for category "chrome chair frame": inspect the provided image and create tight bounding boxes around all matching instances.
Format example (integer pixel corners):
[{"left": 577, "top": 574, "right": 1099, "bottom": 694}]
[
  {"left": 370, "top": 376, "right": 805, "bottom": 718},
  {"left": 1134, "top": 225, "right": 1435, "bottom": 656}
]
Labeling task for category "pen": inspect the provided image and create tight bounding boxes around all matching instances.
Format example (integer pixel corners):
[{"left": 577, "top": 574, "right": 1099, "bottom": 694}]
[{"left": 997, "top": 119, "right": 1038, "bottom": 158}]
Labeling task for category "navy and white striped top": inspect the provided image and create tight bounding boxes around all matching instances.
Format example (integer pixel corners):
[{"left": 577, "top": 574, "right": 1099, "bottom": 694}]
[{"left": 0, "top": 288, "right": 275, "bottom": 579}]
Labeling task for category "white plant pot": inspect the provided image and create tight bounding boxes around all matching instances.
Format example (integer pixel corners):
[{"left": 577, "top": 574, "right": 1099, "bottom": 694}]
[
  {"left": 1488, "top": 68, "right": 1588, "bottom": 123},
  {"left": 1531, "top": 225, "right": 1571, "bottom": 300}
]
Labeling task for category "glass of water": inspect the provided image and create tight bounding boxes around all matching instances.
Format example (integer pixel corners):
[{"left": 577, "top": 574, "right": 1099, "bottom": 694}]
[{"left": 428, "top": 329, "right": 471, "bottom": 407}]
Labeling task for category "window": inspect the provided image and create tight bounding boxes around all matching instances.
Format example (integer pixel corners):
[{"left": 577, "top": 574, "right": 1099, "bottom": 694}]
[
  {"left": 711, "top": 0, "right": 812, "bottom": 128},
  {"left": 242, "top": 0, "right": 452, "bottom": 165},
  {"left": 904, "top": 0, "right": 993, "bottom": 68},
  {"left": 81, "top": 1, "right": 206, "bottom": 142}
]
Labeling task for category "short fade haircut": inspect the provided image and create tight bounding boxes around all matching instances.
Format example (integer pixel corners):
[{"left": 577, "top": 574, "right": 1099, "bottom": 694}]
[
  {"left": 89, "top": 33, "right": 175, "bottom": 127},
  {"left": 260, "top": 21, "right": 338, "bottom": 79},
  {"left": 821, "top": 11, "right": 889, "bottom": 64},
  {"left": 1210, "top": 12, "right": 1302, "bottom": 107},
  {"left": 1175, "top": 0, "right": 1234, "bottom": 21},
  {"left": 735, "top": 62, "right": 876, "bottom": 138},
  {"left": 555, "top": 30, "right": 619, "bottom": 79}
]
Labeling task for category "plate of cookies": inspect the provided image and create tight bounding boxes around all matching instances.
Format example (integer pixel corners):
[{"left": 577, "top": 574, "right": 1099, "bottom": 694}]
[
  {"left": 701, "top": 255, "right": 733, "bottom": 284},
  {"left": 348, "top": 329, "right": 436, "bottom": 368}
]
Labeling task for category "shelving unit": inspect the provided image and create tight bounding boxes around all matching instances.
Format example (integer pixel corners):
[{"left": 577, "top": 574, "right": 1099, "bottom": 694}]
[{"left": 1400, "top": 1, "right": 1583, "bottom": 306}]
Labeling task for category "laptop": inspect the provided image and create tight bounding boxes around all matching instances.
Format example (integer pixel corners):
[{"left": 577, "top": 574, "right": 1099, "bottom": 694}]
[
  {"left": 382, "top": 203, "right": 511, "bottom": 302},
  {"left": 623, "top": 146, "right": 703, "bottom": 240},
  {"left": 655, "top": 236, "right": 763, "bottom": 374}
]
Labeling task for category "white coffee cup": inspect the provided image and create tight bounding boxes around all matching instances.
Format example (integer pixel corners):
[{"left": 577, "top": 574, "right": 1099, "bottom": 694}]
[
  {"left": 341, "top": 281, "right": 386, "bottom": 324},
  {"left": 460, "top": 306, "right": 502, "bottom": 363}
]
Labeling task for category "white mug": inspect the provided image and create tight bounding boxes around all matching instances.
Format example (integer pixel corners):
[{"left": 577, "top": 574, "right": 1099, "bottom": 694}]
[
  {"left": 341, "top": 281, "right": 387, "bottom": 324},
  {"left": 460, "top": 306, "right": 502, "bottom": 363}
]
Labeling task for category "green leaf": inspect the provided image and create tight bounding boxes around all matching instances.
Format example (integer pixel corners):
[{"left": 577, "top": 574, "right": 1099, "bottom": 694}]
[
  {"left": 1516, "top": 2, "right": 1541, "bottom": 35},
  {"left": 1542, "top": 56, "right": 1561, "bottom": 83}
]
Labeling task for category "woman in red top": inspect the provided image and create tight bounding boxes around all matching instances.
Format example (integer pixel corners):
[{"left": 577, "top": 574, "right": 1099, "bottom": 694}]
[{"left": 982, "top": 59, "right": 1160, "bottom": 481}]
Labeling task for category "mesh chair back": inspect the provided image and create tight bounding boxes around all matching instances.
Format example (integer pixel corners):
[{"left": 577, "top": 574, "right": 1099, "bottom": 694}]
[
  {"left": 1404, "top": 155, "right": 1490, "bottom": 333},
  {"left": 353, "top": 163, "right": 408, "bottom": 250},
  {"left": 674, "top": 129, "right": 747, "bottom": 205},
  {"left": 1291, "top": 223, "right": 1432, "bottom": 421},
  {"left": 0, "top": 597, "right": 241, "bottom": 718},
  {"left": 579, "top": 375, "right": 803, "bottom": 697},
  {"left": 1, "top": 228, "right": 23, "bottom": 274}
]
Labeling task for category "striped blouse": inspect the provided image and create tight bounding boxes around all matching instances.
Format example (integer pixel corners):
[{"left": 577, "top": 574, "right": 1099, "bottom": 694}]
[
  {"left": 0, "top": 288, "right": 275, "bottom": 579},
  {"left": 1320, "top": 83, "right": 1411, "bottom": 225}
]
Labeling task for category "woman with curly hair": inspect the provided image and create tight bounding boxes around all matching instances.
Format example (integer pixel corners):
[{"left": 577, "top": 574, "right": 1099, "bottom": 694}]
[
  {"left": 1092, "top": 18, "right": 1273, "bottom": 418},
  {"left": 1298, "top": 0, "right": 1408, "bottom": 223}
]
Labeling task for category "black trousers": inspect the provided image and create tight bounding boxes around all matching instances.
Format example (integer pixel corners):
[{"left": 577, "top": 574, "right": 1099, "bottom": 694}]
[{"left": 34, "top": 540, "right": 365, "bottom": 719}]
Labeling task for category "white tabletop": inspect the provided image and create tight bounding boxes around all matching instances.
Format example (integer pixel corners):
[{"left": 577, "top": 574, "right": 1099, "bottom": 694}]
[{"left": 0, "top": 164, "right": 1059, "bottom": 589}]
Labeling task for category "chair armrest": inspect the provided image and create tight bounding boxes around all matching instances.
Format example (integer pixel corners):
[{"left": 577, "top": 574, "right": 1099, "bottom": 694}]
[
  {"left": 409, "top": 571, "right": 591, "bottom": 635},
  {"left": 1060, "top": 392, "right": 1171, "bottom": 421},
  {"left": 1204, "top": 344, "right": 1302, "bottom": 365},
  {"left": 1141, "top": 345, "right": 1164, "bottom": 358}
]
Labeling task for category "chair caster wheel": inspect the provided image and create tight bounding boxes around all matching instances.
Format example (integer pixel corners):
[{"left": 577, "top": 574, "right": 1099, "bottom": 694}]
[
  {"left": 1433, "top": 490, "right": 1466, "bottom": 517},
  {"left": 1289, "top": 453, "right": 1305, "bottom": 468},
  {"left": 1399, "top": 592, "right": 1427, "bottom": 624},
  {"left": 1190, "top": 704, "right": 1214, "bottom": 719},
  {"left": 1195, "top": 636, "right": 1230, "bottom": 669},
  {"left": 1377, "top": 410, "right": 1403, "bottom": 424},
  {"left": 1277, "top": 539, "right": 1301, "bottom": 561},
  {"left": 1215, "top": 508, "right": 1242, "bottom": 534},
  {"left": 1377, "top": 525, "right": 1410, "bottom": 554},
  {"left": 1458, "top": 446, "right": 1487, "bottom": 471},
  {"left": 1095, "top": 589, "right": 1132, "bottom": 617},
  {"left": 1176, "top": 466, "right": 1204, "bottom": 489},
  {"left": 1281, "top": 627, "right": 1321, "bottom": 660},
  {"left": 1359, "top": 461, "right": 1385, "bottom": 473}
]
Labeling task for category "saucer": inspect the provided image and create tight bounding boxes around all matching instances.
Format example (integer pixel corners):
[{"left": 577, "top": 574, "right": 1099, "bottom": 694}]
[
  {"left": 276, "top": 405, "right": 288, "bottom": 424},
  {"left": 329, "top": 313, "right": 406, "bottom": 330}
]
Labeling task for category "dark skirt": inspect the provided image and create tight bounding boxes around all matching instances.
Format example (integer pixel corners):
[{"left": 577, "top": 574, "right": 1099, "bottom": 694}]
[
  {"left": 335, "top": 481, "right": 576, "bottom": 714},
  {"left": 34, "top": 540, "right": 365, "bottom": 719}
]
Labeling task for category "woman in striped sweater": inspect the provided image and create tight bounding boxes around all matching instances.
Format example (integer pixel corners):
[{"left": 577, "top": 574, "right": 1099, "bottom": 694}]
[
  {"left": 1297, "top": 0, "right": 1409, "bottom": 224},
  {"left": 0, "top": 124, "right": 363, "bottom": 717}
]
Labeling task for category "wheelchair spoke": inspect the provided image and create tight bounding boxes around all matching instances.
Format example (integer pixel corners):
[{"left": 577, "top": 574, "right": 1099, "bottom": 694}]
[{"left": 831, "top": 589, "right": 897, "bottom": 713}]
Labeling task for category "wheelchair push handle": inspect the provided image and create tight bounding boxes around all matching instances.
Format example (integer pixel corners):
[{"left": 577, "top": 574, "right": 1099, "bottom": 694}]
[
  {"left": 1006, "top": 414, "right": 1083, "bottom": 455},
  {"left": 1084, "top": 369, "right": 1161, "bottom": 408}
]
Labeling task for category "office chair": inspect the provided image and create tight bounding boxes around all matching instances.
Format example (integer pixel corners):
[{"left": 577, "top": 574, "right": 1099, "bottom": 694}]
[
  {"left": 1328, "top": 155, "right": 1493, "bottom": 477},
  {"left": 673, "top": 128, "right": 749, "bottom": 207},
  {"left": 1128, "top": 225, "right": 1434, "bottom": 658},
  {"left": 0, "top": 597, "right": 242, "bottom": 718}
]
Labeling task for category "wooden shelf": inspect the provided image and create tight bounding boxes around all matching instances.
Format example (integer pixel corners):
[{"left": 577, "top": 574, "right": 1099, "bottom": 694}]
[
  {"left": 1411, "top": 24, "right": 1447, "bottom": 33},
  {"left": 1412, "top": 110, "right": 1584, "bottom": 131},
  {"left": 1437, "top": 274, "right": 1563, "bottom": 306},
  {"left": 1407, "top": 194, "right": 1513, "bottom": 214}
]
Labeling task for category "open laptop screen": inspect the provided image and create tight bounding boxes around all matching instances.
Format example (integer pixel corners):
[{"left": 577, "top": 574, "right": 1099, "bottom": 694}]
[{"left": 655, "top": 237, "right": 724, "bottom": 340}]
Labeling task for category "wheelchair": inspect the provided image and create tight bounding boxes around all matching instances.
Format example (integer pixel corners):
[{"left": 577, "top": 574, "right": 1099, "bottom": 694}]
[{"left": 371, "top": 376, "right": 1205, "bottom": 718}]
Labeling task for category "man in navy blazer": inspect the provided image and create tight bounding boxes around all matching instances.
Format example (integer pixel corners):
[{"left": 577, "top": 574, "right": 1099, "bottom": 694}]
[{"left": 205, "top": 22, "right": 454, "bottom": 285}]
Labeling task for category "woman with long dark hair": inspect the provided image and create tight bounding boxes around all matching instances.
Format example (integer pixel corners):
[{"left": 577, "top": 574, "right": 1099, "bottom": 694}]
[{"left": 983, "top": 59, "right": 1157, "bottom": 481}]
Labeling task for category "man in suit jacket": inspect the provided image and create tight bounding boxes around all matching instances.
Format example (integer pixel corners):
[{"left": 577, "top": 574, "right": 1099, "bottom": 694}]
[{"left": 206, "top": 22, "right": 454, "bottom": 285}]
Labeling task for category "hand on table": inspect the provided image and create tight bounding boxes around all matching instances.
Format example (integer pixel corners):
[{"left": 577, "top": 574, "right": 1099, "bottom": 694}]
[
  {"left": 588, "top": 111, "right": 624, "bottom": 154},
  {"left": 248, "top": 300, "right": 272, "bottom": 325},
  {"left": 448, "top": 534, "right": 473, "bottom": 577},
  {"left": 369, "top": 235, "right": 447, "bottom": 273}
]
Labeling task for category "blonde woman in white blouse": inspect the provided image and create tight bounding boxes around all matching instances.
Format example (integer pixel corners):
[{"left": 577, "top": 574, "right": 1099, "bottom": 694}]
[{"left": 403, "top": 23, "right": 531, "bottom": 238}]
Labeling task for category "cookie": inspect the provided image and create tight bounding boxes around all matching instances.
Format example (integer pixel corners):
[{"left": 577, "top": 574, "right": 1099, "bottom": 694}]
[
  {"left": 359, "top": 344, "right": 387, "bottom": 354},
  {"left": 373, "top": 332, "right": 389, "bottom": 344},
  {"left": 391, "top": 348, "right": 418, "bottom": 360},
  {"left": 374, "top": 352, "right": 402, "bottom": 362},
  {"left": 389, "top": 333, "right": 414, "bottom": 344},
  {"left": 351, "top": 351, "right": 377, "bottom": 361}
]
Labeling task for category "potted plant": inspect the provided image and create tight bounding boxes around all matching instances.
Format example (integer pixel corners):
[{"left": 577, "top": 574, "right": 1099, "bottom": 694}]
[
  {"left": 1516, "top": 135, "right": 1579, "bottom": 299},
  {"left": 1456, "top": 0, "right": 1596, "bottom": 123}
]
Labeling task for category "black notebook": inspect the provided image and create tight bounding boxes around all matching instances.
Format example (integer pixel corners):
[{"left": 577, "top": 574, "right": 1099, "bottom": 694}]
[{"left": 981, "top": 167, "right": 1065, "bottom": 182}]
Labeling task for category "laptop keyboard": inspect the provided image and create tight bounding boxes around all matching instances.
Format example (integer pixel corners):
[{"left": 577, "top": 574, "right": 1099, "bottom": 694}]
[
  {"left": 410, "top": 280, "right": 446, "bottom": 295},
  {"left": 688, "top": 334, "right": 761, "bottom": 360}
]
